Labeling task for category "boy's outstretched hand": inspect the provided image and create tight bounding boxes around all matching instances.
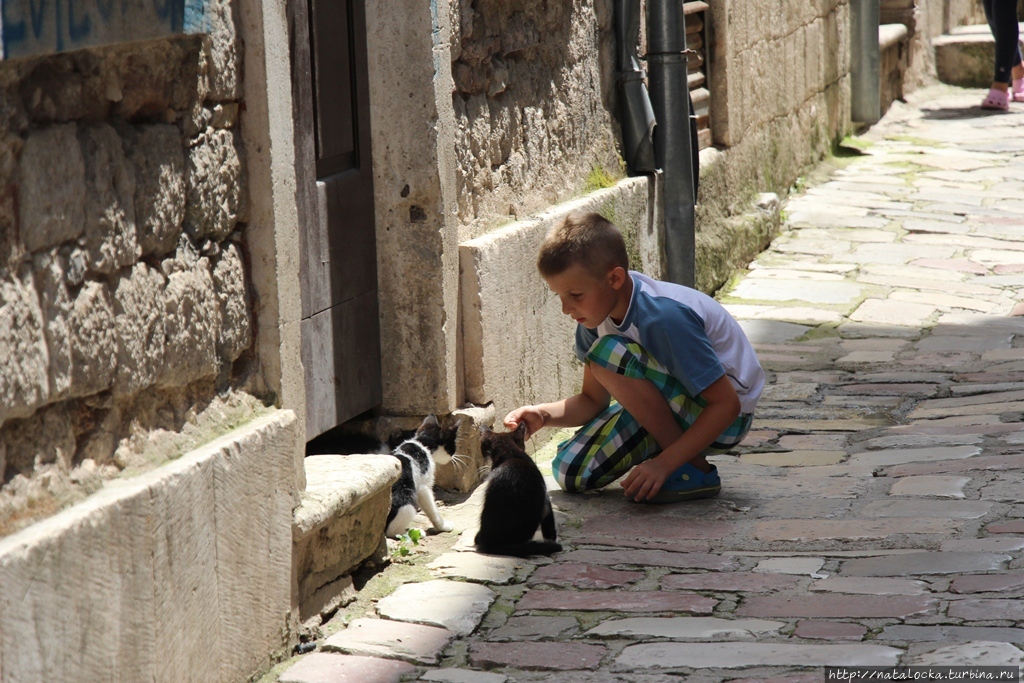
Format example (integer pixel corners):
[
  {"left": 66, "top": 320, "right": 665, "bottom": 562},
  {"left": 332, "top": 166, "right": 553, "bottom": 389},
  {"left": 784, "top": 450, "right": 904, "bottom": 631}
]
[
  {"left": 620, "top": 455, "right": 676, "bottom": 502},
  {"left": 503, "top": 406, "right": 547, "bottom": 439}
]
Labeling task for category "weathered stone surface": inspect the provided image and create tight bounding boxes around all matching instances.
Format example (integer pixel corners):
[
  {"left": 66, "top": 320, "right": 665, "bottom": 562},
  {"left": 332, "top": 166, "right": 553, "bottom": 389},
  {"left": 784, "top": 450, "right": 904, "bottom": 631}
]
[
  {"left": 1, "top": 402, "right": 76, "bottom": 475},
  {"left": 809, "top": 577, "right": 929, "bottom": 595},
  {"left": 322, "top": 618, "right": 455, "bottom": 665},
  {"left": 880, "top": 625, "right": 1024, "bottom": 643},
  {"left": 584, "top": 617, "right": 784, "bottom": 639},
  {"left": 754, "top": 518, "right": 958, "bottom": 542},
  {"left": 185, "top": 129, "right": 247, "bottom": 240},
  {"left": 950, "top": 573, "right": 1024, "bottom": 594},
  {"left": 376, "top": 580, "right": 495, "bottom": 636},
  {"left": 736, "top": 594, "right": 936, "bottom": 619},
  {"left": 841, "top": 552, "right": 1011, "bottom": 577},
  {"left": 125, "top": 125, "right": 185, "bottom": 256},
  {"left": 18, "top": 124, "right": 85, "bottom": 252},
  {"left": 489, "top": 616, "right": 578, "bottom": 641},
  {"left": 794, "top": 620, "right": 867, "bottom": 640},
  {"left": 614, "top": 642, "right": 902, "bottom": 669},
  {"left": 740, "top": 450, "right": 846, "bottom": 467},
  {"left": 556, "top": 548, "right": 738, "bottom": 571},
  {"left": 32, "top": 252, "right": 72, "bottom": 400},
  {"left": 913, "top": 641, "right": 1024, "bottom": 667},
  {"left": 469, "top": 642, "right": 607, "bottom": 671},
  {"left": 986, "top": 520, "right": 1024, "bottom": 534},
  {"left": 279, "top": 653, "right": 415, "bottom": 683},
  {"left": 80, "top": 124, "right": 139, "bottom": 273},
  {"left": 204, "top": 0, "right": 242, "bottom": 101},
  {"left": 526, "top": 563, "right": 641, "bottom": 590},
  {"left": 888, "top": 476, "right": 970, "bottom": 498},
  {"left": 753, "top": 557, "right": 825, "bottom": 576},
  {"left": 68, "top": 280, "right": 118, "bottom": 398},
  {"left": 516, "top": 589, "right": 716, "bottom": 614},
  {"left": 661, "top": 572, "right": 800, "bottom": 593},
  {"left": 883, "top": 454, "right": 1024, "bottom": 477},
  {"left": 211, "top": 240, "right": 251, "bottom": 361},
  {"left": 112, "top": 262, "right": 166, "bottom": 395},
  {"left": 575, "top": 516, "right": 737, "bottom": 542},
  {"left": 0, "top": 274, "right": 48, "bottom": 417},
  {"left": 427, "top": 553, "right": 520, "bottom": 585},
  {"left": 849, "top": 445, "right": 980, "bottom": 468},
  {"left": 948, "top": 599, "right": 1024, "bottom": 621},
  {"left": 940, "top": 537, "right": 1024, "bottom": 553},
  {"left": 860, "top": 499, "right": 991, "bottom": 519},
  {"left": 294, "top": 454, "right": 400, "bottom": 616},
  {"left": 850, "top": 298, "right": 936, "bottom": 326},
  {"left": 421, "top": 670, "right": 508, "bottom": 683},
  {"left": 158, "top": 256, "right": 220, "bottom": 387}
]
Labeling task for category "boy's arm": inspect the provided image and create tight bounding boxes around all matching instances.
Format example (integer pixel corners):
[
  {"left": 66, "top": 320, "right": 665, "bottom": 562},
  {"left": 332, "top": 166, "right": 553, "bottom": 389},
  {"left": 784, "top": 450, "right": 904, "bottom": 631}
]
[
  {"left": 620, "top": 374, "right": 740, "bottom": 502},
  {"left": 503, "top": 364, "right": 610, "bottom": 438}
]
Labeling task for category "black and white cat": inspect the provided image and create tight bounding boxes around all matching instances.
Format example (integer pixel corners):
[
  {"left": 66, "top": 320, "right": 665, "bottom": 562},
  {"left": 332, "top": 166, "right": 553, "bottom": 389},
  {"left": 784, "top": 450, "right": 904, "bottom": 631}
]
[
  {"left": 475, "top": 423, "right": 562, "bottom": 558},
  {"left": 385, "top": 414, "right": 461, "bottom": 538}
]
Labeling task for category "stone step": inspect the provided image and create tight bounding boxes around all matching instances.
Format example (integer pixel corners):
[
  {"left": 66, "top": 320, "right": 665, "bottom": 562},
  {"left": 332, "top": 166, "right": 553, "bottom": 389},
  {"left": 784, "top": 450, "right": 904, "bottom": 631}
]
[
  {"left": 934, "top": 23, "right": 1024, "bottom": 88},
  {"left": 880, "top": 23, "right": 910, "bottom": 114},
  {"left": 292, "top": 453, "right": 400, "bottom": 623}
]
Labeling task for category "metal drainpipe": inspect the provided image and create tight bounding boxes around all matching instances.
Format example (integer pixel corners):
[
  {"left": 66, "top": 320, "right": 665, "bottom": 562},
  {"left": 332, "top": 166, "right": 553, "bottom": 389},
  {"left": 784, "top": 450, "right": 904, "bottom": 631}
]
[
  {"left": 615, "top": 0, "right": 657, "bottom": 173},
  {"left": 850, "top": 0, "right": 881, "bottom": 124},
  {"left": 646, "top": 0, "right": 697, "bottom": 287}
]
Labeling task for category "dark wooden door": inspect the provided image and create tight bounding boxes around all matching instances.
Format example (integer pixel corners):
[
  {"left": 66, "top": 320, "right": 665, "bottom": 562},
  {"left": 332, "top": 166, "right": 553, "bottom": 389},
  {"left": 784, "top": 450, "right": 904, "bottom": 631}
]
[{"left": 291, "top": 0, "right": 381, "bottom": 438}]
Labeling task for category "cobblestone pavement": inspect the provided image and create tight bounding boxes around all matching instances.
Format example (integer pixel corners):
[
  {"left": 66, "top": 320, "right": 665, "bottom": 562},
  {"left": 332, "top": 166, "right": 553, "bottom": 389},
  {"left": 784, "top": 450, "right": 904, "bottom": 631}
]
[{"left": 273, "top": 85, "right": 1024, "bottom": 682}]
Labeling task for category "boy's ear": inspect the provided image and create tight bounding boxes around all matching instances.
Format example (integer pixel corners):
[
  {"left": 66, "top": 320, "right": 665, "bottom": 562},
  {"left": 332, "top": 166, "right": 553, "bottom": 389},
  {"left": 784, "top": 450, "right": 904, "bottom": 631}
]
[{"left": 608, "top": 266, "right": 628, "bottom": 289}]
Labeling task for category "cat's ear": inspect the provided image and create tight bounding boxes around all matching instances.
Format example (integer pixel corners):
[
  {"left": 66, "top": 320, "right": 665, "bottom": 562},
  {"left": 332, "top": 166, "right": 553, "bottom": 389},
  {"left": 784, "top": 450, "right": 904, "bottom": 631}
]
[
  {"left": 479, "top": 424, "right": 493, "bottom": 439},
  {"left": 422, "top": 414, "right": 439, "bottom": 428},
  {"left": 512, "top": 421, "right": 528, "bottom": 446},
  {"left": 451, "top": 418, "right": 463, "bottom": 432}
]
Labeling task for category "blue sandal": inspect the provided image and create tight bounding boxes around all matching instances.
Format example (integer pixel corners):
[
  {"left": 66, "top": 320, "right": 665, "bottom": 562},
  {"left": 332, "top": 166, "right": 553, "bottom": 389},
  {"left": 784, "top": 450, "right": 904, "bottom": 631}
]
[{"left": 644, "top": 463, "right": 721, "bottom": 504}]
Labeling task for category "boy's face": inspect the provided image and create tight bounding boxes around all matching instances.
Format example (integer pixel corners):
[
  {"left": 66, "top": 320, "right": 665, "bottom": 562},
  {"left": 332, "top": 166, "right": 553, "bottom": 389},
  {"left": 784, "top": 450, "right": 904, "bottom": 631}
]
[{"left": 544, "top": 264, "right": 627, "bottom": 328}]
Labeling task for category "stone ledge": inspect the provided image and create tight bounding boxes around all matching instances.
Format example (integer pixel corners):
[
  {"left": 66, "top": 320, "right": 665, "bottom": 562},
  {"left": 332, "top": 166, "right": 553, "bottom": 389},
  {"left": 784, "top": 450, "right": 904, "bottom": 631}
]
[
  {"left": 934, "top": 24, "right": 1024, "bottom": 88},
  {"left": 879, "top": 24, "right": 909, "bottom": 52},
  {"left": 0, "top": 409, "right": 298, "bottom": 683},
  {"left": 293, "top": 454, "right": 401, "bottom": 621}
]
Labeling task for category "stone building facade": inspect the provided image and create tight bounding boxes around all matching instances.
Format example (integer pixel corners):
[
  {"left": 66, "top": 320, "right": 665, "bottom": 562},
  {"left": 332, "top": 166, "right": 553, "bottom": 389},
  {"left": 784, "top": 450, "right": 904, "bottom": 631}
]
[{"left": 0, "top": 0, "right": 986, "bottom": 680}]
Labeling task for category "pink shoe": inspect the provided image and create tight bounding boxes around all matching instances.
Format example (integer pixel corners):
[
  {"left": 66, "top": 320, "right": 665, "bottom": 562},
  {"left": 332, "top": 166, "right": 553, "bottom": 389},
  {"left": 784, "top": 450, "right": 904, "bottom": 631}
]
[
  {"left": 982, "top": 87, "right": 1010, "bottom": 110},
  {"left": 1013, "top": 78, "right": 1024, "bottom": 103}
]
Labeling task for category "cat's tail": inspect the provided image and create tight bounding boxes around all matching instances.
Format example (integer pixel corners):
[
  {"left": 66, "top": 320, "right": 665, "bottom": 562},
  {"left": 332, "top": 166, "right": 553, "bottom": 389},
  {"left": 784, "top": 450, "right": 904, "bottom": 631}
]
[{"left": 475, "top": 540, "right": 562, "bottom": 558}]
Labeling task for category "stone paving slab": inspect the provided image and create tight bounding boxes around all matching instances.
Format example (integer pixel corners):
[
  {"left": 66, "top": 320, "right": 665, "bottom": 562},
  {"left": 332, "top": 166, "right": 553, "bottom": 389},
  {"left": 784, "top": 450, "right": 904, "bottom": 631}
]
[
  {"left": 913, "top": 641, "right": 1024, "bottom": 667},
  {"left": 809, "top": 577, "right": 930, "bottom": 595},
  {"left": 660, "top": 571, "right": 801, "bottom": 592},
  {"left": 584, "top": 616, "right": 785, "bottom": 639},
  {"left": 840, "top": 552, "right": 1011, "bottom": 577},
  {"left": 516, "top": 589, "right": 716, "bottom": 614},
  {"left": 556, "top": 548, "right": 739, "bottom": 571},
  {"left": 613, "top": 642, "right": 903, "bottom": 669},
  {"left": 468, "top": 642, "right": 607, "bottom": 671},
  {"left": 426, "top": 553, "right": 521, "bottom": 585},
  {"left": 527, "top": 563, "right": 643, "bottom": 589},
  {"left": 488, "top": 616, "right": 578, "bottom": 641},
  {"left": 888, "top": 475, "right": 970, "bottom": 498},
  {"left": 794, "top": 620, "right": 867, "bottom": 640},
  {"left": 753, "top": 518, "right": 959, "bottom": 541},
  {"left": 736, "top": 594, "right": 937, "bottom": 619},
  {"left": 322, "top": 618, "right": 455, "bottom": 665},
  {"left": 948, "top": 599, "right": 1024, "bottom": 621},
  {"left": 376, "top": 580, "right": 496, "bottom": 636},
  {"left": 859, "top": 499, "right": 992, "bottom": 519},
  {"left": 420, "top": 669, "right": 508, "bottom": 683},
  {"left": 879, "top": 625, "right": 1024, "bottom": 643},
  {"left": 950, "top": 572, "right": 1024, "bottom": 594},
  {"left": 278, "top": 653, "right": 416, "bottom": 683},
  {"left": 848, "top": 445, "right": 981, "bottom": 467}
]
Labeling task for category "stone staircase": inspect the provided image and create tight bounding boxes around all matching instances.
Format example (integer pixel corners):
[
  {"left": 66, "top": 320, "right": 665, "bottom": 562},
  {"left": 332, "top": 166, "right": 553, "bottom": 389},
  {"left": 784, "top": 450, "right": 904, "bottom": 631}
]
[{"left": 934, "top": 22, "right": 1024, "bottom": 88}]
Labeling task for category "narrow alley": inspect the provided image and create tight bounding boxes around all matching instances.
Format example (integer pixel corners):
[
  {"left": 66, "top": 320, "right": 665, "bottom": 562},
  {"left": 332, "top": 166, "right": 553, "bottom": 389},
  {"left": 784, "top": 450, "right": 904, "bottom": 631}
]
[{"left": 274, "top": 84, "right": 1024, "bottom": 683}]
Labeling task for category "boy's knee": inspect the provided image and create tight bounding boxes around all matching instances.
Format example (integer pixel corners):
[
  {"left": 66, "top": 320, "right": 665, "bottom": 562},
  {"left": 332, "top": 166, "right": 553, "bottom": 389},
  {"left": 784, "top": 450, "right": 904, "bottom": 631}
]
[
  {"left": 587, "top": 335, "right": 642, "bottom": 370},
  {"left": 551, "top": 455, "right": 590, "bottom": 493}
]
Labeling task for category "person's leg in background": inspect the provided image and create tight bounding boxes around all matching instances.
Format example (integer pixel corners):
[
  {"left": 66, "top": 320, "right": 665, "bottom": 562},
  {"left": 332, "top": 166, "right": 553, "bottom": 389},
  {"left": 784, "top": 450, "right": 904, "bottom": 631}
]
[{"left": 982, "top": 0, "right": 1024, "bottom": 108}]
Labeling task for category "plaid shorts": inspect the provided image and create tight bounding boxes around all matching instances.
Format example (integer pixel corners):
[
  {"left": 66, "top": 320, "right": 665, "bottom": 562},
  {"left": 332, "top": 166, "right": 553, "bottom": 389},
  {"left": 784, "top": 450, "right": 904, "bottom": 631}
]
[{"left": 552, "top": 335, "right": 753, "bottom": 492}]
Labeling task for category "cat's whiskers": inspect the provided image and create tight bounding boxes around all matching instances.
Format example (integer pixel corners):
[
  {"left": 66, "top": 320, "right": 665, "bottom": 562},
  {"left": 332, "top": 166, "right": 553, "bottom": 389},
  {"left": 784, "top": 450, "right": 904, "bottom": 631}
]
[{"left": 449, "top": 453, "right": 469, "bottom": 473}]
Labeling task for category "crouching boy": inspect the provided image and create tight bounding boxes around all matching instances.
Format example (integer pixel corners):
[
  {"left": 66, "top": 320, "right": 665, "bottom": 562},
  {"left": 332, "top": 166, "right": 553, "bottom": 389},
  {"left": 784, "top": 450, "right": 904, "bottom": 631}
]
[{"left": 504, "top": 211, "right": 764, "bottom": 503}]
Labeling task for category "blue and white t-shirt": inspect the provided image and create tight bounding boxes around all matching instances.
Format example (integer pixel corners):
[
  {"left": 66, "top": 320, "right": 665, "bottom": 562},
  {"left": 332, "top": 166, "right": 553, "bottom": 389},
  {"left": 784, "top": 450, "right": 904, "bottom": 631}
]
[{"left": 574, "top": 271, "right": 764, "bottom": 414}]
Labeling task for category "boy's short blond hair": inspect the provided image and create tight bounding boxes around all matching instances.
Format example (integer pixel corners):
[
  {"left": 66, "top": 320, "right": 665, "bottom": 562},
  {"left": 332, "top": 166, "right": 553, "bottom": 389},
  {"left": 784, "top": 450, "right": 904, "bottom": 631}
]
[{"left": 537, "top": 211, "right": 630, "bottom": 279}]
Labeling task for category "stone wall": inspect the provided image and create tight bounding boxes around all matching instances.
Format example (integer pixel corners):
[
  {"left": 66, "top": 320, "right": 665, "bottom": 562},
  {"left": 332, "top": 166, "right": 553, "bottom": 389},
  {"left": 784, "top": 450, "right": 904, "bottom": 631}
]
[
  {"left": 881, "top": 0, "right": 987, "bottom": 91},
  {"left": 449, "top": 0, "right": 623, "bottom": 240},
  {"left": 0, "top": 24, "right": 254, "bottom": 532}
]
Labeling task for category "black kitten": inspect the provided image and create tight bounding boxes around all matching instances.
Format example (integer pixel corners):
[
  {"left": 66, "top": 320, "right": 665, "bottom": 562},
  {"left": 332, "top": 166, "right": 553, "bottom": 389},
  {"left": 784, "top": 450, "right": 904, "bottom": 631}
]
[
  {"left": 474, "top": 423, "right": 561, "bottom": 558},
  {"left": 386, "top": 414, "right": 461, "bottom": 537}
]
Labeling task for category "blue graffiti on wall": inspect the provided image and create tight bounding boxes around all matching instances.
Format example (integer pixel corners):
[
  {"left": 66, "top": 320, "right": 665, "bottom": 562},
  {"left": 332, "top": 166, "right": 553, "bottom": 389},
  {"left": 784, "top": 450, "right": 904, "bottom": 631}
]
[{"left": 1, "top": 0, "right": 210, "bottom": 60}]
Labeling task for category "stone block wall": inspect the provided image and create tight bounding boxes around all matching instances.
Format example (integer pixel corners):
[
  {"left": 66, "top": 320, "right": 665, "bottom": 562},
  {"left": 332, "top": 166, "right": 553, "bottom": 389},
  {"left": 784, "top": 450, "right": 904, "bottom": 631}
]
[
  {"left": 881, "top": 0, "right": 986, "bottom": 91},
  {"left": 449, "top": 0, "right": 623, "bottom": 240},
  {"left": 0, "top": 24, "right": 254, "bottom": 535}
]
